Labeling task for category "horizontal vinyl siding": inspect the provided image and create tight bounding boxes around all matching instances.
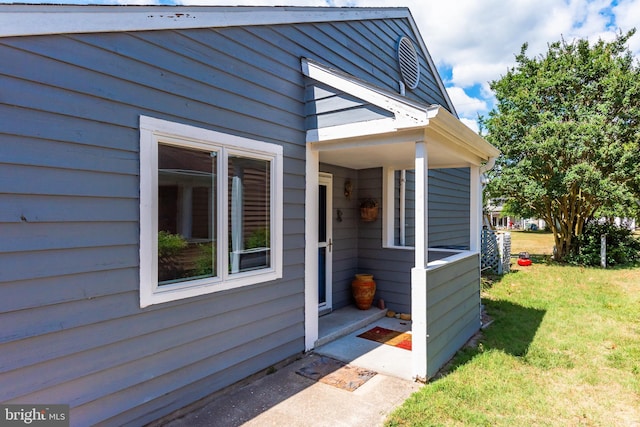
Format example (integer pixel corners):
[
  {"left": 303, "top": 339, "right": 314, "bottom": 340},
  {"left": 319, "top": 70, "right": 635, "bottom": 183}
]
[
  {"left": 305, "top": 82, "right": 394, "bottom": 129},
  {"left": 426, "top": 254, "right": 481, "bottom": 377},
  {"left": 0, "top": 32, "right": 303, "bottom": 143},
  {"left": 0, "top": 25, "right": 309, "bottom": 426},
  {"left": 302, "top": 19, "right": 454, "bottom": 131},
  {"left": 1, "top": 14, "right": 432, "bottom": 425},
  {"left": 112, "top": 338, "right": 302, "bottom": 427},
  {"left": 7, "top": 296, "right": 302, "bottom": 423},
  {"left": 0, "top": 269, "right": 135, "bottom": 315},
  {"left": 429, "top": 168, "right": 471, "bottom": 248},
  {"left": 0, "top": 246, "right": 139, "bottom": 284},
  {"left": 383, "top": 19, "right": 450, "bottom": 107},
  {"left": 0, "top": 194, "right": 137, "bottom": 223},
  {"left": 0, "top": 279, "right": 297, "bottom": 373},
  {"left": 273, "top": 20, "right": 449, "bottom": 108},
  {"left": 354, "top": 167, "right": 473, "bottom": 314},
  {"left": 356, "top": 168, "right": 413, "bottom": 313},
  {"left": 2, "top": 222, "right": 137, "bottom": 254}
]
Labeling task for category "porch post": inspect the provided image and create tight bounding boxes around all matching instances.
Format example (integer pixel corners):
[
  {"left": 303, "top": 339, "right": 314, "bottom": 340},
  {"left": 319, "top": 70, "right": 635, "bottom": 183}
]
[
  {"left": 304, "top": 144, "right": 320, "bottom": 352},
  {"left": 411, "top": 139, "right": 428, "bottom": 381},
  {"left": 414, "top": 141, "right": 428, "bottom": 268},
  {"left": 469, "top": 165, "right": 481, "bottom": 252}
]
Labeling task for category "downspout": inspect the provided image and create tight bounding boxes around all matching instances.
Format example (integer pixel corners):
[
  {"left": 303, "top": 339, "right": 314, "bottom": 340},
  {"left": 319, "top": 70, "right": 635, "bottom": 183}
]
[
  {"left": 480, "top": 157, "right": 496, "bottom": 174},
  {"left": 480, "top": 157, "right": 496, "bottom": 229},
  {"left": 400, "top": 170, "right": 406, "bottom": 246},
  {"left": 470, "top": 157, "right": 497, "bottom": 252}
]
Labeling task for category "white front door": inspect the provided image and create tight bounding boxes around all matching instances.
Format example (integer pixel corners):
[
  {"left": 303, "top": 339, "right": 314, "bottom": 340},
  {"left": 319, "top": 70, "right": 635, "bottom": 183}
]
[{"left": 318, "top": 173, "right": 333, "bottom": 313}]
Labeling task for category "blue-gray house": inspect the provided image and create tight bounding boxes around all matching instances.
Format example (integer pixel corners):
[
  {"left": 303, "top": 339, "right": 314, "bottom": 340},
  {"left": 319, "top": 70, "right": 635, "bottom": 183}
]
[{"left": 0, "top": 6, "right": 499, "bottom": 426}]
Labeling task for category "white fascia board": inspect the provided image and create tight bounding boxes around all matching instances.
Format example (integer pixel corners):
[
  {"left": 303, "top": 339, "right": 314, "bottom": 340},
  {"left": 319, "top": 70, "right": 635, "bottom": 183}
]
[
  {"left": 302, "top": 58, "right": 429, "bottom": 125},
  {"left": 306, "top": 117, "right": 402, "bottom": 143},
  {"left": 0, "top": 5, "right": 409, "bottom": 38},
  {"left": 309, "top": 128, "right": 425, "bottom": 153},
  {"left": 302, "top": 57, "right": 500, "bottom": 165},
  {"left": 426, "top": 107, "right": 501, "bottom": 161}
]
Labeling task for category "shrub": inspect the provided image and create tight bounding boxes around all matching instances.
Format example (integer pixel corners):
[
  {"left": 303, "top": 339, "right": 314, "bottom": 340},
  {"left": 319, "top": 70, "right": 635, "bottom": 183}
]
[
  {"left": 566, "top": 221, "right": 640, "bottom": 267},
  {"left": 194, "top": 243, "right": 214, "bottom": 276},
  {"left": 157, "top": 231, "right": 188, "bottom": 282},
  {"left": 158, "top": 231, "right": 187, "bottom": 258},
  {"left": 246, "top": 227, "right": 269, "bottom": 249}
]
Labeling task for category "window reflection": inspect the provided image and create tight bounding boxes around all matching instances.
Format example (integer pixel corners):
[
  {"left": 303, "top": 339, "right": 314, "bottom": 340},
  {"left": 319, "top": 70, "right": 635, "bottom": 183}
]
[
  {"left": 228, "top": 156, "right": 271, "bottom": 274},
  {"left": 157, "top": 144, "right": 216, "bottom": 284}
]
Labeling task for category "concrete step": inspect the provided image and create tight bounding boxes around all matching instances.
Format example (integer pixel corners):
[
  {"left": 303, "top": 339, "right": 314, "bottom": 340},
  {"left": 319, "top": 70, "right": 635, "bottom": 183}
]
[{"left": 316, "top": 306, "right": 387, "bottom": 347}]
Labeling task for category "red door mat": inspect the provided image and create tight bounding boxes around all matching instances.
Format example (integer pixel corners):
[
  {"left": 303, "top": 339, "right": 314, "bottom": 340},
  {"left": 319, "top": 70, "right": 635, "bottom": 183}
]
[{"left": 357, "top": 326, "right": 412, "bottom": 350}]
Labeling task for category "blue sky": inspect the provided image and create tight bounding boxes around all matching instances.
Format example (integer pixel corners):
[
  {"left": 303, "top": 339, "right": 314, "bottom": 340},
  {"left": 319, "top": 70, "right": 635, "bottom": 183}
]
[{"left": 4, "top": 0, "right": 639, "bottom": 132}]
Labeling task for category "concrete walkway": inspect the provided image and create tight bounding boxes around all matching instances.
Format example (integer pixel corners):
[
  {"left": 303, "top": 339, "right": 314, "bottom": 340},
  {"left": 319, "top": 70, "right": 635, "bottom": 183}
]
[{"left": 159, "top": 309, "right": 422, "bottom": 427}]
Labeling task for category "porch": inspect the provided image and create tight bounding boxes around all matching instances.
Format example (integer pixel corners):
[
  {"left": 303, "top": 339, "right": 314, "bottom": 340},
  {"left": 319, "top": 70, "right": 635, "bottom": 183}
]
[
  {"left": 315, "top": 250, "right": 481, "bottom": 381},
  {"left": 316, "top": 305, "right": 413, "bottom": 380},
  {"left": 302, "top": 58, "right": 499, "bottom": 380}
]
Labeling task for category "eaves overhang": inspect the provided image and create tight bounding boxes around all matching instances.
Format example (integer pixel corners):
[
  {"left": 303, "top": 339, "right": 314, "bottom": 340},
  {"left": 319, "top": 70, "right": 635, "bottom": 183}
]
[
  {"left": 0, "top": 5, "right": 409, "bottom": 38},
  {"left": 302, "top": 58, "right": 500, "bottom": 170}
]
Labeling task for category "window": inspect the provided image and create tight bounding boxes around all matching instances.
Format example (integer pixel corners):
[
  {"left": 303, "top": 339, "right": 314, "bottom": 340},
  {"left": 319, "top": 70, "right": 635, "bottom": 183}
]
[
  {"left": 383, "top": 168, "right": 416, "bottom": 249},
  {"left": 140, "top": 116, "right": 283, "bottom": 307}
]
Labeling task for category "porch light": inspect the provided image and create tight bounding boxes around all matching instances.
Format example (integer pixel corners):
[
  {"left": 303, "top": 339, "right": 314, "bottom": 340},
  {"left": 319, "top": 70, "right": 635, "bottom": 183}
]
[{"left": 344, "top": 180, "right": 352, "bottom": 200}]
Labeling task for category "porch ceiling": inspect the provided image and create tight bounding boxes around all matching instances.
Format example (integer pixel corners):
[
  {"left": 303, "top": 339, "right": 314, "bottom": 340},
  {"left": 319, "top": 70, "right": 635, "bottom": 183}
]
[{"left": 314, "top": 123, "right": 487, "bottom": 170}]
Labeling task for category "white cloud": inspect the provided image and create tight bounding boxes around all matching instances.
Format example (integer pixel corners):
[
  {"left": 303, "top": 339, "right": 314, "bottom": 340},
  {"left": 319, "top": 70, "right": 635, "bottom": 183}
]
[
  {"left": 459, "top": 117, "right": 480, "bottom": 134},
  {"left": 415, "top": 1, "right": 577, "bottom": 85},
  {"left": 613, "top": 0, "right": 640, "bottom": 55},
  {"left": 449, "top": 61, "right": 511, "bottom": 90},
  {"left": 403, "top": 0, "right": 639, "bottom": 122},
  {"left": 446, "top": 86, "right": 488, "bottom": 117}
]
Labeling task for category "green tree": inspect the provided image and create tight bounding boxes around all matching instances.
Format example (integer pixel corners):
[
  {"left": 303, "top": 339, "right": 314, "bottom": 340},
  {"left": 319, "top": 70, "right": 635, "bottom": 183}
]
[{"left": 482, "top": 30, "right": 640, "bottom": 261}]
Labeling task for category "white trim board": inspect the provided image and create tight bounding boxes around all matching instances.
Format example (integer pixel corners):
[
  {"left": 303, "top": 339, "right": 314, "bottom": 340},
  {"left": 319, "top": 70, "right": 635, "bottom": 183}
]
[
  {"left": 0, "top": 5, "right": 408, "bottom": 38},
  {"left": 302, "top": 58, "right": 500, "bottom": 164},
  {"left": 302, "top": 58, "right": 428, "bottom": 125}
]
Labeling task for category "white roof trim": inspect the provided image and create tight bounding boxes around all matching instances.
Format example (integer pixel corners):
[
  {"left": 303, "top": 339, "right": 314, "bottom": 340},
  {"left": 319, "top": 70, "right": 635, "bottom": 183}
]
[
  {"left": 302, "top": 58, "right": 500, "bottom": 161},
  {"left": 302, "top": 58, "right": 428, "bottom": 127},
  {"left": 0, "top": 5, "right": 408, "bottom": 38},
  {"left": 425, "top": 107, "right": 501, "bottom": 160},
  {"left": 306, "top": 118, "right": 400, "bottom": 144}
]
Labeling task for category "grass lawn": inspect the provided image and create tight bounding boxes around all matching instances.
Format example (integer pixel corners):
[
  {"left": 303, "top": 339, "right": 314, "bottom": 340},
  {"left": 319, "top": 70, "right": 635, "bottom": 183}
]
[
  {"left": 386, "top": 232, "right": 640, "bottom": 426},
  {"left": 508, "top": 230, "right": 555, "bottom": 257}
]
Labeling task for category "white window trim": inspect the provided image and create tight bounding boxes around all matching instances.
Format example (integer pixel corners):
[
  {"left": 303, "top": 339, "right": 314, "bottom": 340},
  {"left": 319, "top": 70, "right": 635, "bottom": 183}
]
[
  {"left": 383, "top": 167, "right": 415, "bottom": 250},
  {"left": 139, "top": 116, "right": 283, "bottom": 308},
  {"left": 383, "top": 167, "right": 474, "bottom": 257}
]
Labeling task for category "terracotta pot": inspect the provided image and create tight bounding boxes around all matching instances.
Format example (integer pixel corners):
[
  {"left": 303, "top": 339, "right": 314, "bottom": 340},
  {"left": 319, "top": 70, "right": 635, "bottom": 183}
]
[{"left": 352, "top": 274, "right": 376, "bottom": 310}]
